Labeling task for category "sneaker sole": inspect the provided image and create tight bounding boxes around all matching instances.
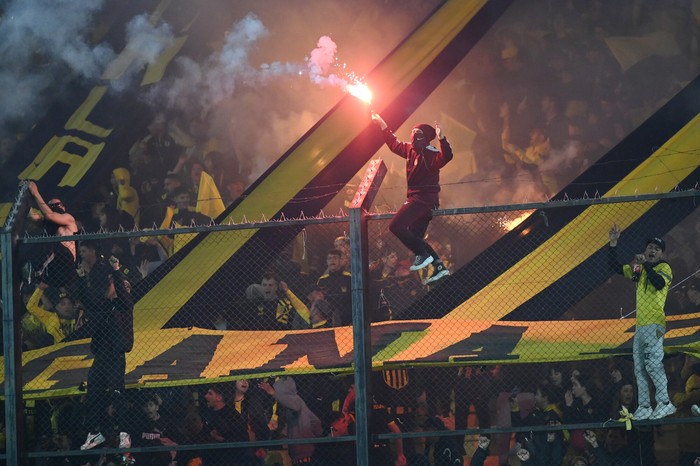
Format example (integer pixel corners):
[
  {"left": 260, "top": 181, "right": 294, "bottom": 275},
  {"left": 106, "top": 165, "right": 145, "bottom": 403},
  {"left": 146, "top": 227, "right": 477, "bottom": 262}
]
[
  {"left": 649, "top": 408, "right": 676, "bottom": 420},
  {"left": 410, "top": 256, "right": 434, "bottom": 271},
  {"left": 424, "top": 270, "right": 450, "bottom": 285}
]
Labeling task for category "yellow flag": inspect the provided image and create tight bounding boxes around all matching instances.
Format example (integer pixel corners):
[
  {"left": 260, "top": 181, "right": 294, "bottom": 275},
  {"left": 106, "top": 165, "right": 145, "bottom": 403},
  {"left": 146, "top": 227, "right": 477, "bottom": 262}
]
[{"left": 196, "top": 171, "right": 225, "bottom": 219}]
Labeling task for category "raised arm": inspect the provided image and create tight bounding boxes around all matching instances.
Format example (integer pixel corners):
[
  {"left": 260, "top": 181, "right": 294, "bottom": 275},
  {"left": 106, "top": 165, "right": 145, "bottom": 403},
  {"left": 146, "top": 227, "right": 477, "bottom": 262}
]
[{"left": 23, "top": 181, "right": 76, "bottom": 228}]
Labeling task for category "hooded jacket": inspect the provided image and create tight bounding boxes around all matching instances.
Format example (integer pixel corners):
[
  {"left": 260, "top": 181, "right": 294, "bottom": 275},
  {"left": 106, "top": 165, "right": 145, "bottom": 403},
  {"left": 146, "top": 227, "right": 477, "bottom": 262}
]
[
  {"left": 272, "top": 377, "right": 322, "bottom": 461},
  {"left": 381, "top": 128, "right": 453, "bottom": 200}
]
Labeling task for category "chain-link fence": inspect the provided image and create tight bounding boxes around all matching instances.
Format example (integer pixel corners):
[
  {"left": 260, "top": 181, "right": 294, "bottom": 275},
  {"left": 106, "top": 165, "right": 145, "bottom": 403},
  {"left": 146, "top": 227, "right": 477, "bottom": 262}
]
[{"left": 2, "top": 190, "right": 700, "bottom": 465}]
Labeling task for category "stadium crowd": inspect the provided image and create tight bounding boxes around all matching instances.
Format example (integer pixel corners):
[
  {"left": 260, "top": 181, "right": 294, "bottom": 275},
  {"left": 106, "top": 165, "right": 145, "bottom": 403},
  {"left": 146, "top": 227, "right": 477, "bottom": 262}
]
[{"left": 2, "top": 0, "right": 700, "bottom": 465}]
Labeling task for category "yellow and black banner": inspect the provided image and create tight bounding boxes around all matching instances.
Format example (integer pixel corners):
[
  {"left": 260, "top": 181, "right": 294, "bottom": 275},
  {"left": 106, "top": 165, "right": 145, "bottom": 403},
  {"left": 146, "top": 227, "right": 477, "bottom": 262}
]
[{"left": 6, "top": 312, "right": 699, "bottom": 400}]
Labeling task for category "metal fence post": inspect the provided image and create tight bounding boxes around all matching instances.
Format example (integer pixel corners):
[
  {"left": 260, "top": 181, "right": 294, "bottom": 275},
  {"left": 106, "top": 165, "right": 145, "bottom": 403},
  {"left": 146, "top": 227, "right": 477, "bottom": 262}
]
[
  {"left": 2, "top": 208, "right": 26, "bottom": 466},
  {"left": 349, "top": 207, "right": 371, "bottom": 466}
]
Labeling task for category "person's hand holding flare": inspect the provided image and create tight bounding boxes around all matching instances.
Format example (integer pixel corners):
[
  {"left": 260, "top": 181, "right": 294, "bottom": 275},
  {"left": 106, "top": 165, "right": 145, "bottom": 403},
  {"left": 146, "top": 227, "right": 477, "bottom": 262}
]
[{"left": 371, "top": 111, "right": 387, "bottom": 130}]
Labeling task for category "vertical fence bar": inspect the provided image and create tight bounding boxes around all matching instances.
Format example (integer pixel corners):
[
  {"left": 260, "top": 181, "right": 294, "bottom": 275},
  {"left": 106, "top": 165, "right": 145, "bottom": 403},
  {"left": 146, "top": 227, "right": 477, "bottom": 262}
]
[
  {"left": 349, "top": 207, "right": 371, "bottom": 465},
  {"left": 2, "top": 221, "right": 24, "bottom": 465}
]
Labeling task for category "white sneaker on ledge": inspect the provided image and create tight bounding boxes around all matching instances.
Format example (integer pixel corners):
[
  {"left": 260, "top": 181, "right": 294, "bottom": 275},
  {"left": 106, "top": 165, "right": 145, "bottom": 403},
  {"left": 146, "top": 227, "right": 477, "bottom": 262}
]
[
  {"left": 649, "top": 401, "right": 676, "bottom": 420},
  {"left": 632, "top": 405, "right": 652, "bottom": 420},
  {"left": 690, "top": 404, "right": 700, "bottom": 417},
  {"left": 80, "top": 431, "right": 106, "bottom": 450}
]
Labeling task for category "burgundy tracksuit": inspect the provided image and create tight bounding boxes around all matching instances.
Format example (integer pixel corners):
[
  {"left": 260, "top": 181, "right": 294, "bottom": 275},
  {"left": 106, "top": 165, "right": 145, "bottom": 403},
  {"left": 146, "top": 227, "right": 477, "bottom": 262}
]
[{"left": 381, "top": 128, "right": 453, "bottom": 259}]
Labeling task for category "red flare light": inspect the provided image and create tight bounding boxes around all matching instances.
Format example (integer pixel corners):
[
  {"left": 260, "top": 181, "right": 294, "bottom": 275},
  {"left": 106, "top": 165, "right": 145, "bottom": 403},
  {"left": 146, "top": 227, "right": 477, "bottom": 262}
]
[{"left": 346, "top": 82, "right": 372, "bottom": 105}]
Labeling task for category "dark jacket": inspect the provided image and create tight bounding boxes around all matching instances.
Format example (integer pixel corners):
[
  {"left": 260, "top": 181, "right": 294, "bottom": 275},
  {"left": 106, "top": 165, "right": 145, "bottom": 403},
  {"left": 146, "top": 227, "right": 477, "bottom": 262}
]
[
  {"left": 73, "top": 262, "right": 134, "bottom": 354},
  {"left": 381, "top": 128, "right": 453, "bottom": 198}
]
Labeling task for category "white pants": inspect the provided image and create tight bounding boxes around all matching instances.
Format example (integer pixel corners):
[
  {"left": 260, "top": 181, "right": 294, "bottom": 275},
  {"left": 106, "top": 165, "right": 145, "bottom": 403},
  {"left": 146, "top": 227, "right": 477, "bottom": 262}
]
[{"left": 633, "top": 324, "right": 670, "bottom": 406}]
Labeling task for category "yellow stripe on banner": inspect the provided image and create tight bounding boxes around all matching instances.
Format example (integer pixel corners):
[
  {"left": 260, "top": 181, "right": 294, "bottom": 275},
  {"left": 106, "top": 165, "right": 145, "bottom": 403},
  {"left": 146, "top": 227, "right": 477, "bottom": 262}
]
[
  {"left": 141, "top": 35, "right": 188, "bottom": 85},
  {"left": 447, "top": 113, "right": 700, "bottom": 321},
  {"left": 134, "top": 0, "right": 489, "bottom": 332},
  {"left": 101, "top": 0, "right": 173, "bottom": 81},
  {"left": 0, "top": 202, "right": 11, "bottom": 228},
  {"left": 64, "top": 86, "right": 112, "bottom": 138}
]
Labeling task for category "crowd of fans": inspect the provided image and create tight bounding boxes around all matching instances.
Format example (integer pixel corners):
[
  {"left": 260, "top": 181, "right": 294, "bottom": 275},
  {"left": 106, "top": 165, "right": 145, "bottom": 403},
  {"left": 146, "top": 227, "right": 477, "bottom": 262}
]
[
  {"left": 15, "top": 352, "right": 700, "bottom": 465},
  {"left": 2, "top": 0, "right": 700, "bottom": 465}
]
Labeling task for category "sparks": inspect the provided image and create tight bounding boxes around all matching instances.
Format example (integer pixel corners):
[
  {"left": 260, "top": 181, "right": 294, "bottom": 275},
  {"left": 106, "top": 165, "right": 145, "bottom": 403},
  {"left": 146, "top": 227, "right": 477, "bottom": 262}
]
[
  {"left": 498, "top": 211, "right": 534, "bottom": 232},
  {"left": 346, "top": 82, "right": 373, "bottom": 105}
]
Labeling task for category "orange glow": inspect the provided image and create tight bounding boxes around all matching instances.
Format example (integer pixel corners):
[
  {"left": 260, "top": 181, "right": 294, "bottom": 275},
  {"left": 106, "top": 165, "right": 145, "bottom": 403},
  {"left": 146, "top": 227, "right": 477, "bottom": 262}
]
[
  {"left": 499, "top": 210, "right": 534, "bottom": 232},
  {"left": 346, "top": 82, "right": 372, "bottom": 104}
]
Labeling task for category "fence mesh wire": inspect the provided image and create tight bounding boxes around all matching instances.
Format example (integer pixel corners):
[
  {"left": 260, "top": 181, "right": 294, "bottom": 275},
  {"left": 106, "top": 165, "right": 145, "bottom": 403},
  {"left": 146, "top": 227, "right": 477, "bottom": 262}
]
[{"left": 3, "top": 192, "right": 700, "bottom": 466}]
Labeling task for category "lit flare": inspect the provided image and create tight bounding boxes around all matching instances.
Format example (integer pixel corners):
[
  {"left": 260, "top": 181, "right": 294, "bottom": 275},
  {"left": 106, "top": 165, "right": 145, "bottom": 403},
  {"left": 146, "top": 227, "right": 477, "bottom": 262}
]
[{"left": 346, "top": 82, "right": 372, "bottom": 105}]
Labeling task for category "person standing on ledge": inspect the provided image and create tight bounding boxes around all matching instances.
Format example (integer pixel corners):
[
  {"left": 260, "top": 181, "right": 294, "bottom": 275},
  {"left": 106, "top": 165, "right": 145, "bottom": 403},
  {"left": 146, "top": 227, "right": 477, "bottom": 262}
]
[
  {"left": 608, "top": 224, "right": 676, "bottom": 420},
  {"left": 371, "top": 112, "right": 453, "bottom": 284}
]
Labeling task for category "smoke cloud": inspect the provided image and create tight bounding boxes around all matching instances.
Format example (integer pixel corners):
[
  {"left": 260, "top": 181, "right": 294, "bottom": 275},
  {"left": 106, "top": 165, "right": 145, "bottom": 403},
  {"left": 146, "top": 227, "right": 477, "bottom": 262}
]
[
  {"left": 106, "top": 13, "right": 175, "bottom": 93},
  {"left": 0, "top": 0, "right": 113, "bottom": 139},
  {"left": 149, "top": 19, "right": 355, "bottom": 119},
  {"left": 147, "top": 12, "right": 269, "bottom": 114}
]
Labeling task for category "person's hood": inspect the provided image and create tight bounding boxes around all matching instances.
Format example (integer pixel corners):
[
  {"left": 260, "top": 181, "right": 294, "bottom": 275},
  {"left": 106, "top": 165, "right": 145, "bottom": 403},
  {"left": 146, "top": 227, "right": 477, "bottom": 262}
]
[
  {"left": 686, "top": 373, "right": 700, "bottom": 393},
  {"left": 113, "top": 167, "right": 132, "bottom": 186},
  {"left": 273, "top": 377, "right": 297, "bottom": 396}
]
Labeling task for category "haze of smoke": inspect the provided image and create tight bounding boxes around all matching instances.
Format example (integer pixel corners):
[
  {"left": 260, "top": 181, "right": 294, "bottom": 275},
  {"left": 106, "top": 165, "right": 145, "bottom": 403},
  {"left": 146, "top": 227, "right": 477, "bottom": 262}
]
[
  {"left": 305, "top": 35, "right": 353, "bottom": 88},
  {"left": 150, "top": 16, "right": 354, "bottom": 118},
  {"left": 145, "top": 12, "right": 269, "bottom": 114},
  {"left": 0, "top": 0, "right": 112, "bottom": 137},
  {"left": 540, "top": 141, "right": 584, "bottom": 173},
  {"left": 107, "top": 13, "right": 175, "bottom": 93}
]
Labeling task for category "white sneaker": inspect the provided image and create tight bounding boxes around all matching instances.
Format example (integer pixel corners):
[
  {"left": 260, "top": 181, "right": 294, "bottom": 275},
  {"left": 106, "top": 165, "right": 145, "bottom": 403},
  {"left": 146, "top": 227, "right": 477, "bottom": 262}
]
[
  {"left": 649, "top": 401, "right": 676, "bottom": 420},
  {"left": 410, "top": 255, "right": 433, "bottom": 271},
  {"left": 691, "top": 404, "right": 700, "bottom": 416},
  {"left": 80, "top": 431, "right": 106, "bottom": 450},
  {"left": 632, "top": 405, "right": 652, "bottom": 420},
  {"left": 119, "top": 432, "right": 132, "bottom": 448}
]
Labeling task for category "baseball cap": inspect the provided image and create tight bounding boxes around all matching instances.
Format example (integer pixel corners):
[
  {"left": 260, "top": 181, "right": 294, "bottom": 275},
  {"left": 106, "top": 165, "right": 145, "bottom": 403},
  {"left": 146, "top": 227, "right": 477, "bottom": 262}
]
[{"left": 646, "top": 237, "right": 666, "bottom": 251}]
